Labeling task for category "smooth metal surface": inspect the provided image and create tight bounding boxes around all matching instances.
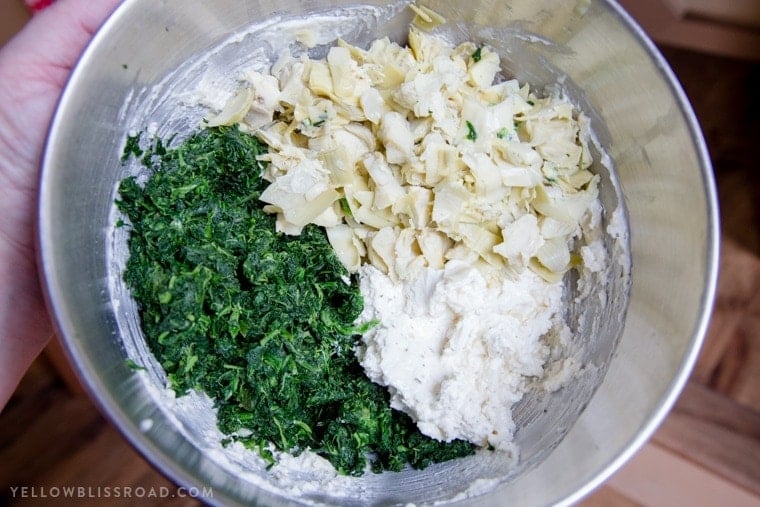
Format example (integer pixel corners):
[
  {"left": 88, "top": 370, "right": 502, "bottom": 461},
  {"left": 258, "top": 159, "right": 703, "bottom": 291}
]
[{"left": 38, "top": 0, "right": 718, "bottom": 505}]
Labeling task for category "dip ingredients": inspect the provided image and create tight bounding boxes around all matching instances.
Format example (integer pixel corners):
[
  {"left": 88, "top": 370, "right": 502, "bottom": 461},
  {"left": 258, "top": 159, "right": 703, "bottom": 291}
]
[
  {"left": 117, "top": 126, "right": 474, "bottom": 476},
  {"left": 216, "top": 27, "right": 598, "bottom": 285},
  {"left": 207, "top": 21, "right": 605, "bottom": 452}
]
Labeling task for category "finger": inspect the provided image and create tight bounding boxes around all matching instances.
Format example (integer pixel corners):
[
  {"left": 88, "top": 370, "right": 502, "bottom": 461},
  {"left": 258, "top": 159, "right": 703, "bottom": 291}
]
[
  {"left": 0, "top": 0, "right": 122, "bottom": 172},
  {"left": 0, "top": 0, "right": 122, "bottom": 161},
  {"left": 24, "top": 0, "right": 53, "bottom": 13},
  {"left": 0, "top": 0, "right": 123, "bottom": 241},
  {"left": 7, "top": 0, "right": 122, "bottom": 89}
]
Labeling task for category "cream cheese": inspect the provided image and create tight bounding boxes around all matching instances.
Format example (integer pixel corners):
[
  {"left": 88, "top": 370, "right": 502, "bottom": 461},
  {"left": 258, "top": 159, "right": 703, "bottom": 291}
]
[{"left": 356, "top": 259, "right": 565, "bottom": 452}]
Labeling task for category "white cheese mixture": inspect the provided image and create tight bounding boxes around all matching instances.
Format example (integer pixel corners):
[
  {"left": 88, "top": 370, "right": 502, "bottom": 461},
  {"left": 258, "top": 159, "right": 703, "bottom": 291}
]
[{"left": 357, "top": 260, "right": 568, "bottom": 452}]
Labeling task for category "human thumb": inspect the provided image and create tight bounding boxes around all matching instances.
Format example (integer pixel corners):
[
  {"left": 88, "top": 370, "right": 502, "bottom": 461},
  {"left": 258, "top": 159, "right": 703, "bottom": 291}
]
[{"left": 6, "top": 0, "right": 122, "bottom": 90}]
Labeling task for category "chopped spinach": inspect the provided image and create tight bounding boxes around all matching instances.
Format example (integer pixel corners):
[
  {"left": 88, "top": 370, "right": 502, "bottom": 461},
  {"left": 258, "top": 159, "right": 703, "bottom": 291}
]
[
  {"left": 125, "top": 358, "right": 147, "bottom": 372},
  {"left": 339, "top": 197, "right": 353, "bottom": 217},
  {"left": 121, "top": 132, "right": 143, "bottom": 162},
  {"left": 471, "top": 46, "right": 482, "bottom": 63},
  {"left": 117, "top": 126, "right": 474, "bottom": 476},
  {"left": 466, "top": 120, "right": 478, "bottom": 141}
]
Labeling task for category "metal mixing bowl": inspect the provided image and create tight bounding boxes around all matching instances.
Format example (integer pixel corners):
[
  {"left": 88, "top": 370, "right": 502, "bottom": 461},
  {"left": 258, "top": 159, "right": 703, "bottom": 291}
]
[{"left": 38, "top": 0, "right": 718, "bottom": 505}]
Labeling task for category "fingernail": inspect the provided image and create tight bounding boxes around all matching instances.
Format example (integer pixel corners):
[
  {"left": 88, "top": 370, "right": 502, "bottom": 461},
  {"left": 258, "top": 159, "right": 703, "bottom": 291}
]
[{"left": 25, "top": 0, "right": 54, "bottom": 13}]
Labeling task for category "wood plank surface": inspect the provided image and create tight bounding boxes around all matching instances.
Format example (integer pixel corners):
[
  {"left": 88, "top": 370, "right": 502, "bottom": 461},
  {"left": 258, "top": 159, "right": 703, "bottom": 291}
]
[
  {"left": 617, "top": 0, "right": 760, "bottom": 60},
  {"left": 653, "top": 382, "right": 760, "bottom": 497},
  {"left": 605, "top": 444, "right": 759, "bottom": 507},
  {"left": 0, "top": 357, "right": 201, "bottom": 507}
]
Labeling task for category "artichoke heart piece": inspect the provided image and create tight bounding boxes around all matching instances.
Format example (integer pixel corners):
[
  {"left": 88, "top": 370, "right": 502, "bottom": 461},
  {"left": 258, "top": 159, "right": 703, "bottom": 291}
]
[
  {"left": 259, "top": 160, "right": 340, "bottom": 230},
  {"left": 532, "top": 175, "right": 599, "bottom": 224},
  {"left": 261, "top": 187, "right": 340, "bottom": 232},
  {"left": 410, "top": 4, "right": 446, "bottom": 31},
  {"left": 353, "top": 205, "right": 398, "bottom": 230},
  {"left": 207, "top": 87, "right": 254, "bottom": 127},
  {"left": 326, "top": 224, "right": 365, "bottom": 272},
  {"left": 417, "top": 229, "right": 452, "bottom": 269},
  {"left": 363, "top": 152, "right": 406, "bottom": 210},
  {"left": 307, "top": 61, "right": 333, "bottom": 98},
  {"left": 327, "top": 49, "right": 351, "bottom": 96},
  {"left": 456, "top": 222, "right": 503, "bottom": 267},
  {"left": 366, "top": 226, "right": 398, "bottom": 278},
  {"left": 535, "top": 237, "right": 571, "bottom": 274},
  {"left": 467, "top": 48, "right": 500, "bottom": 89},
  {"left": 337, "top": 38, "right": 369, "bottom": 62},
  {"left": 391, "top": 186, "right": 433, "bottom": 229},
  {"left": 432, "top": 181, "right": 471, "bottom": 229},
  {"left": 493, "top": 214, "right": 544, "bottom": 268},
  {"left": 529, "top": 258, "right": 565, "bottom": 284},
  {"left": 394, "top": 228, "right": 426, "bottom": 280},
  {"left": 320, "top": 146, "right": 354, "bottom": 186},
  {"left": 379, "top": 112, "right": 414, "bottom": 164}
]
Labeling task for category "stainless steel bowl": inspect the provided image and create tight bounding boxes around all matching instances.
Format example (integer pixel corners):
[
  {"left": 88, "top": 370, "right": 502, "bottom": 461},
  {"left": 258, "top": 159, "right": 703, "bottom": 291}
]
[{"left": 38, "top": 0, "right": 718, "bottom": 505}]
